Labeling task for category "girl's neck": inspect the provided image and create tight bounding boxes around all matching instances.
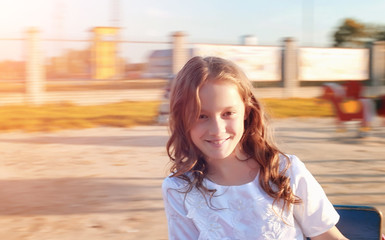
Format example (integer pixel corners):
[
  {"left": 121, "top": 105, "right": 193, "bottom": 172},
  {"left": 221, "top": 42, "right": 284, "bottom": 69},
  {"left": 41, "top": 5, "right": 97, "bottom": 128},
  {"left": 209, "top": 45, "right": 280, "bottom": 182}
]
[{"left": 206, "top": 155, "right": 259, "bottom": 186}]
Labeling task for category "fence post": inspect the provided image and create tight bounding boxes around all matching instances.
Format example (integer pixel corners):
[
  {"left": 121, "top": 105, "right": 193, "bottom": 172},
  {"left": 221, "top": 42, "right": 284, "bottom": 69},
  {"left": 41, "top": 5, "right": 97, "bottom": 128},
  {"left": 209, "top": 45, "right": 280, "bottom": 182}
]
[
  {"left": 282, "top": 37, "right": 298, "bottom": 98},
  {"left": 25, "top": 27, "right": 45, "bottom": 105},
  {"left": 369, "top": 41, "right": 385, "bottom": 96},
  {"left": 171, "top": 31, "right": 188, "bottom": 75}
]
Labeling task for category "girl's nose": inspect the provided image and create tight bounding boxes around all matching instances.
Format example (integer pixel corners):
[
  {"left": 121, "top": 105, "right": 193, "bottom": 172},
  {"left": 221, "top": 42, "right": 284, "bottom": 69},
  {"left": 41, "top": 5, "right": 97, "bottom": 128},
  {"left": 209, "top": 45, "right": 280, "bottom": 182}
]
[{"left": 209, "top": 117, "right": 226, "bottom": 135}]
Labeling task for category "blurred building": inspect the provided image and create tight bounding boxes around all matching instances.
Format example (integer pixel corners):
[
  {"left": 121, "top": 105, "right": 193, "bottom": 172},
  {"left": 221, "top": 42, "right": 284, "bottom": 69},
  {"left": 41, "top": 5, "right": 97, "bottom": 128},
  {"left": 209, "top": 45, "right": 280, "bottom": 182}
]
[
  {"left": 143, "top": 49, "right": 172, "bottom": 78},
  {"left": 0, "top": 60, "right": 25, "bottom": 80},
  {"left": 46, "top": 49, "right": 90, "bottom": 79},
  {"left": 144, "top": 49, "right": 193, "bottom": 78}
]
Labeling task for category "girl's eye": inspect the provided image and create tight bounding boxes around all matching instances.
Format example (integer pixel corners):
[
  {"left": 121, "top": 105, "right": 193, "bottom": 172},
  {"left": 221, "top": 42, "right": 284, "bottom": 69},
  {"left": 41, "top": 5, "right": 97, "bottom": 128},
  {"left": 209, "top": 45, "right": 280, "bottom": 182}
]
[
  {"left": 198, "top": 114, "right": 208, "bottom": 119},
  {"left": 223, "top": 111, "right": 235, "bottom": 117}
]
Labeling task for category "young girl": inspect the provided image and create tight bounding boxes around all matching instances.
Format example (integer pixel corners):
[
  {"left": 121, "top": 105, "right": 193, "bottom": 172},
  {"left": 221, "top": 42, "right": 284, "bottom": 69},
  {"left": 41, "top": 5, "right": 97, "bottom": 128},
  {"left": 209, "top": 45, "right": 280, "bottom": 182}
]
[{"left": 162, "top": 56, "right": 346, "bottom": 240}]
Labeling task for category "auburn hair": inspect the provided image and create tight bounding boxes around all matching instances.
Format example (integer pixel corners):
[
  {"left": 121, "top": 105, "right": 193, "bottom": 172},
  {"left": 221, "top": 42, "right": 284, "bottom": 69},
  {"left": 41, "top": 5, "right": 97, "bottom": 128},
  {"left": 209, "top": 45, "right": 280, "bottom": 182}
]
[{"left": 166, "top": 56, "right": 301, "bottom": 210}]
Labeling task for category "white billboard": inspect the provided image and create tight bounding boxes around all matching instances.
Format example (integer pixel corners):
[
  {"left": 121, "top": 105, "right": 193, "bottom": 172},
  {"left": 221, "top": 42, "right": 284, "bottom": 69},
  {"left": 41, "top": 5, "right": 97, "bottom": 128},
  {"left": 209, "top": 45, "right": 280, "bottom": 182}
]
[
  {"left": 193, "top": 44, "right": 281, "bottom": 81},
  {"left": 299, "top": 47, "right": 369, "bottom": 81}
]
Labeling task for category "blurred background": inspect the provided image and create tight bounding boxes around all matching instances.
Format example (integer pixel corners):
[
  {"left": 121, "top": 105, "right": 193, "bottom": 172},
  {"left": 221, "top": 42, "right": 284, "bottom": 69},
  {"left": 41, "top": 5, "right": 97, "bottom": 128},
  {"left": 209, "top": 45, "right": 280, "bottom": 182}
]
[
  {"left": 0, "top": 1, "right": 385, "bottom": 239},
  {"left": 0, "top": 0, "right": 385, "bottom": 105}
]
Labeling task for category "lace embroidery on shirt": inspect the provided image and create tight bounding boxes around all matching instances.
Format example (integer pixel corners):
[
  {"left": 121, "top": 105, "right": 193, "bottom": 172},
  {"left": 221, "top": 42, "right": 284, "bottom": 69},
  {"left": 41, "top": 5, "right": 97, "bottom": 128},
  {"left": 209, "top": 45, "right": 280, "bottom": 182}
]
[{"left": 186, "top": 188, "right": 294, "bottom": 240}]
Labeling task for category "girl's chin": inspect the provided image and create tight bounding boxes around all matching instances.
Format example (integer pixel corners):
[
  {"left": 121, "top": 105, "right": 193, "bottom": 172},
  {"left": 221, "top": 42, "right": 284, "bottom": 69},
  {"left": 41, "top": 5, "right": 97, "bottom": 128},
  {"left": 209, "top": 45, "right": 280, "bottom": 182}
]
[{"left": 204, "top": 152, "right": 235, "bottom": 162}]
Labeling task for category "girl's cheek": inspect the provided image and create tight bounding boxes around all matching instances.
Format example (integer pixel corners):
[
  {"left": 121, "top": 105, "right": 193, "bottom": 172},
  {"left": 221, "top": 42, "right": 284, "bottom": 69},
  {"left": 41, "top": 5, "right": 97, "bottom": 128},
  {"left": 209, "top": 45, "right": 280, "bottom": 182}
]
[{"left": 191, "top": 122, "right": 205, "bottom": 134}]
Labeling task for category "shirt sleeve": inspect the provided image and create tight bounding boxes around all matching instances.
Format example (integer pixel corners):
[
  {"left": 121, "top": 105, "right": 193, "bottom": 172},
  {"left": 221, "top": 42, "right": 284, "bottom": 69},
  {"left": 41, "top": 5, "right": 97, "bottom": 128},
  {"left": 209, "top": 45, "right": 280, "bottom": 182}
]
[
  {"left": 162, "top": 176, "right": 199, "bottom": 240},
  {"left": 288, "top": 155, "right": 340, "bottom": 238}
]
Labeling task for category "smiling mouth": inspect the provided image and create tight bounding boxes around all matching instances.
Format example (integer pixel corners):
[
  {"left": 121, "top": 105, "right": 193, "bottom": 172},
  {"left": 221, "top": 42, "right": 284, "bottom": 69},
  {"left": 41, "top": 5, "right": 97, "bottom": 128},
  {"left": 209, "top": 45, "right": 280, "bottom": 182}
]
[{"left": 206, "top": 137, "right": 230, "bottom": 146}]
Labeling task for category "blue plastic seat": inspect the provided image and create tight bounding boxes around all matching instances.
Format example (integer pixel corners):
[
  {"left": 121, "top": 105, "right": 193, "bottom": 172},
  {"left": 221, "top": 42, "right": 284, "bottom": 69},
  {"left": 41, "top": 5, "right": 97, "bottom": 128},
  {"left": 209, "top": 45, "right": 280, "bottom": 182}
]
[{"left": 334, "top": 205, "right": 383, "bottom": 240}]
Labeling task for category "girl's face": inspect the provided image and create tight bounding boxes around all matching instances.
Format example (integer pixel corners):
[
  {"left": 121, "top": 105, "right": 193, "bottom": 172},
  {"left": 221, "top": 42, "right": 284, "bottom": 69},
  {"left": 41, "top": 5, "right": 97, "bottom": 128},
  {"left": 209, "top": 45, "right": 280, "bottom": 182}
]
[{"left": 190, "top": 81, "right": 246, "bottom": 163}]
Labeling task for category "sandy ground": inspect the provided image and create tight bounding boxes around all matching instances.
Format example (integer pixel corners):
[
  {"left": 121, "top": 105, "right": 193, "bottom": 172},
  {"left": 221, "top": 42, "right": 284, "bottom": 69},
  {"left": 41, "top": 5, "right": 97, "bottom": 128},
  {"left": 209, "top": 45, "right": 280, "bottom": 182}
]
[{"left": 0, "top": 117, "right": 384, "bottom": 239}]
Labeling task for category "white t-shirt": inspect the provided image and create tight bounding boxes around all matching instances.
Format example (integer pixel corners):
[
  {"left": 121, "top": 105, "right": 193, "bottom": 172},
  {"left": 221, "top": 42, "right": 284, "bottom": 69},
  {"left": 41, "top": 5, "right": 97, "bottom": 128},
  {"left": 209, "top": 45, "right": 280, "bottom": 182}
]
[{"left": 162, "top": 155, "right": 339, "bottom": 240}]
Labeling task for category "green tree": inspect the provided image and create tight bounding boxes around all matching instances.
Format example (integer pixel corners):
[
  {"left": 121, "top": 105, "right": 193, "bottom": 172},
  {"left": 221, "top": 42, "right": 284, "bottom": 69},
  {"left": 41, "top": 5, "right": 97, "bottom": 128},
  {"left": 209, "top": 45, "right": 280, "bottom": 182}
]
[
  {"left": 333, "top": 18, "right": 366, "bottom": 47},
  {"left": 333, "top": 18, "right": 385, "bottom": 47}
]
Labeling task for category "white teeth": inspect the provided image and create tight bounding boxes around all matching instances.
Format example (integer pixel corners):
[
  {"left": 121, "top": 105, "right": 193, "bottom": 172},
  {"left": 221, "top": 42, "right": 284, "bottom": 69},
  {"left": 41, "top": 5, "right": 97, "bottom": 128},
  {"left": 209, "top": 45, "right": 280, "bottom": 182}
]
[{"left": 209, "top": 139, "right": 227, "bottom": 144}]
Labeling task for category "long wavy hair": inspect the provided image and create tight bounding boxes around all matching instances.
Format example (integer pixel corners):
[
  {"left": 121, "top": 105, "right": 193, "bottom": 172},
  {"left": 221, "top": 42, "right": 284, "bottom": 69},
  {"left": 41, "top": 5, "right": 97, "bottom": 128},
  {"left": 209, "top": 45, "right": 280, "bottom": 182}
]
[{"left": 166, "top": 56, "right": 301, "bottom": 210}]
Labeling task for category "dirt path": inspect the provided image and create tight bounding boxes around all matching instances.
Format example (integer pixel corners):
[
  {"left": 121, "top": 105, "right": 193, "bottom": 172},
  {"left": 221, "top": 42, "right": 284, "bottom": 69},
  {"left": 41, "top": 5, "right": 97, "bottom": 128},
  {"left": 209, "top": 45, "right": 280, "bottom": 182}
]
[{"left": 0, "top": 117, "right": 384, "bottom": 239}]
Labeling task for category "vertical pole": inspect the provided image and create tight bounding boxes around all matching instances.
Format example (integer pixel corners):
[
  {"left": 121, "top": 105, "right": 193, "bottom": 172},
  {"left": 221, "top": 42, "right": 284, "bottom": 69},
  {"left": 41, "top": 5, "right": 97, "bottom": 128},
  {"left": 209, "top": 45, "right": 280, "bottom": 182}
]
[
  {"left": 302, "top": 0, "right": 314, "bottom": 46},
  {"left": 115, "top": 27, "right": 123, "bottom": 80},
  {"left": 90, "top": 28, "right": 98, "bottom": 80},
  {"left": 172, "top": 31, "right": 187, "bottom": 75},
  {"left": 25, "top": 27, "right": 45, "bottom": 105},
  {"left": 369, "top": 41, "right": 385, "bottom": 96},
  {"left": 282, "top": 37, "right": 299, "bottom": 98},
  {"left": 111, "top": 0, "right": 122, "bottom": 80}
]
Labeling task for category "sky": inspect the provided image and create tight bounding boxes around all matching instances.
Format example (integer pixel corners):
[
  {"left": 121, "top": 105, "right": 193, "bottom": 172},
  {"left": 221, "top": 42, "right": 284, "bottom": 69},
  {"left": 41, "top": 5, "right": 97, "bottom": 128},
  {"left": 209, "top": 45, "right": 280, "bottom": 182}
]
[{"left": 1, "top": 0, "right": 385, "bottom": 62}]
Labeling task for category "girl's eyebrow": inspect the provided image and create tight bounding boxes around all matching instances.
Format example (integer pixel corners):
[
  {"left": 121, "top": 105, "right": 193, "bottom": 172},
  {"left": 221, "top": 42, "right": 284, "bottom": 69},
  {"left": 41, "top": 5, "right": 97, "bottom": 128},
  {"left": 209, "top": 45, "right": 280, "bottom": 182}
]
[{"left": 200, "top": 105, "right": 239, "bottom": 112}]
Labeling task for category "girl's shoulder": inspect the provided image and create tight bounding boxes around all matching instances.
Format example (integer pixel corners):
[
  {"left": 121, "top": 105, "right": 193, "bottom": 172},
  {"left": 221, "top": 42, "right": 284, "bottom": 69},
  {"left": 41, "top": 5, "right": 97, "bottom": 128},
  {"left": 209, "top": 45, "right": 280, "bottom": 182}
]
[
  {"left": 281, "top": 153, "right": 302, "bottom": 163},
  {"left": 280, "top": 154, "right": 317, "bottom": 187},
  {"left": 279, "top": 154, "right": 307, "bottom": 175},
  {"left": 162, "top": 173, "right": 192, "bottom": 191}
]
